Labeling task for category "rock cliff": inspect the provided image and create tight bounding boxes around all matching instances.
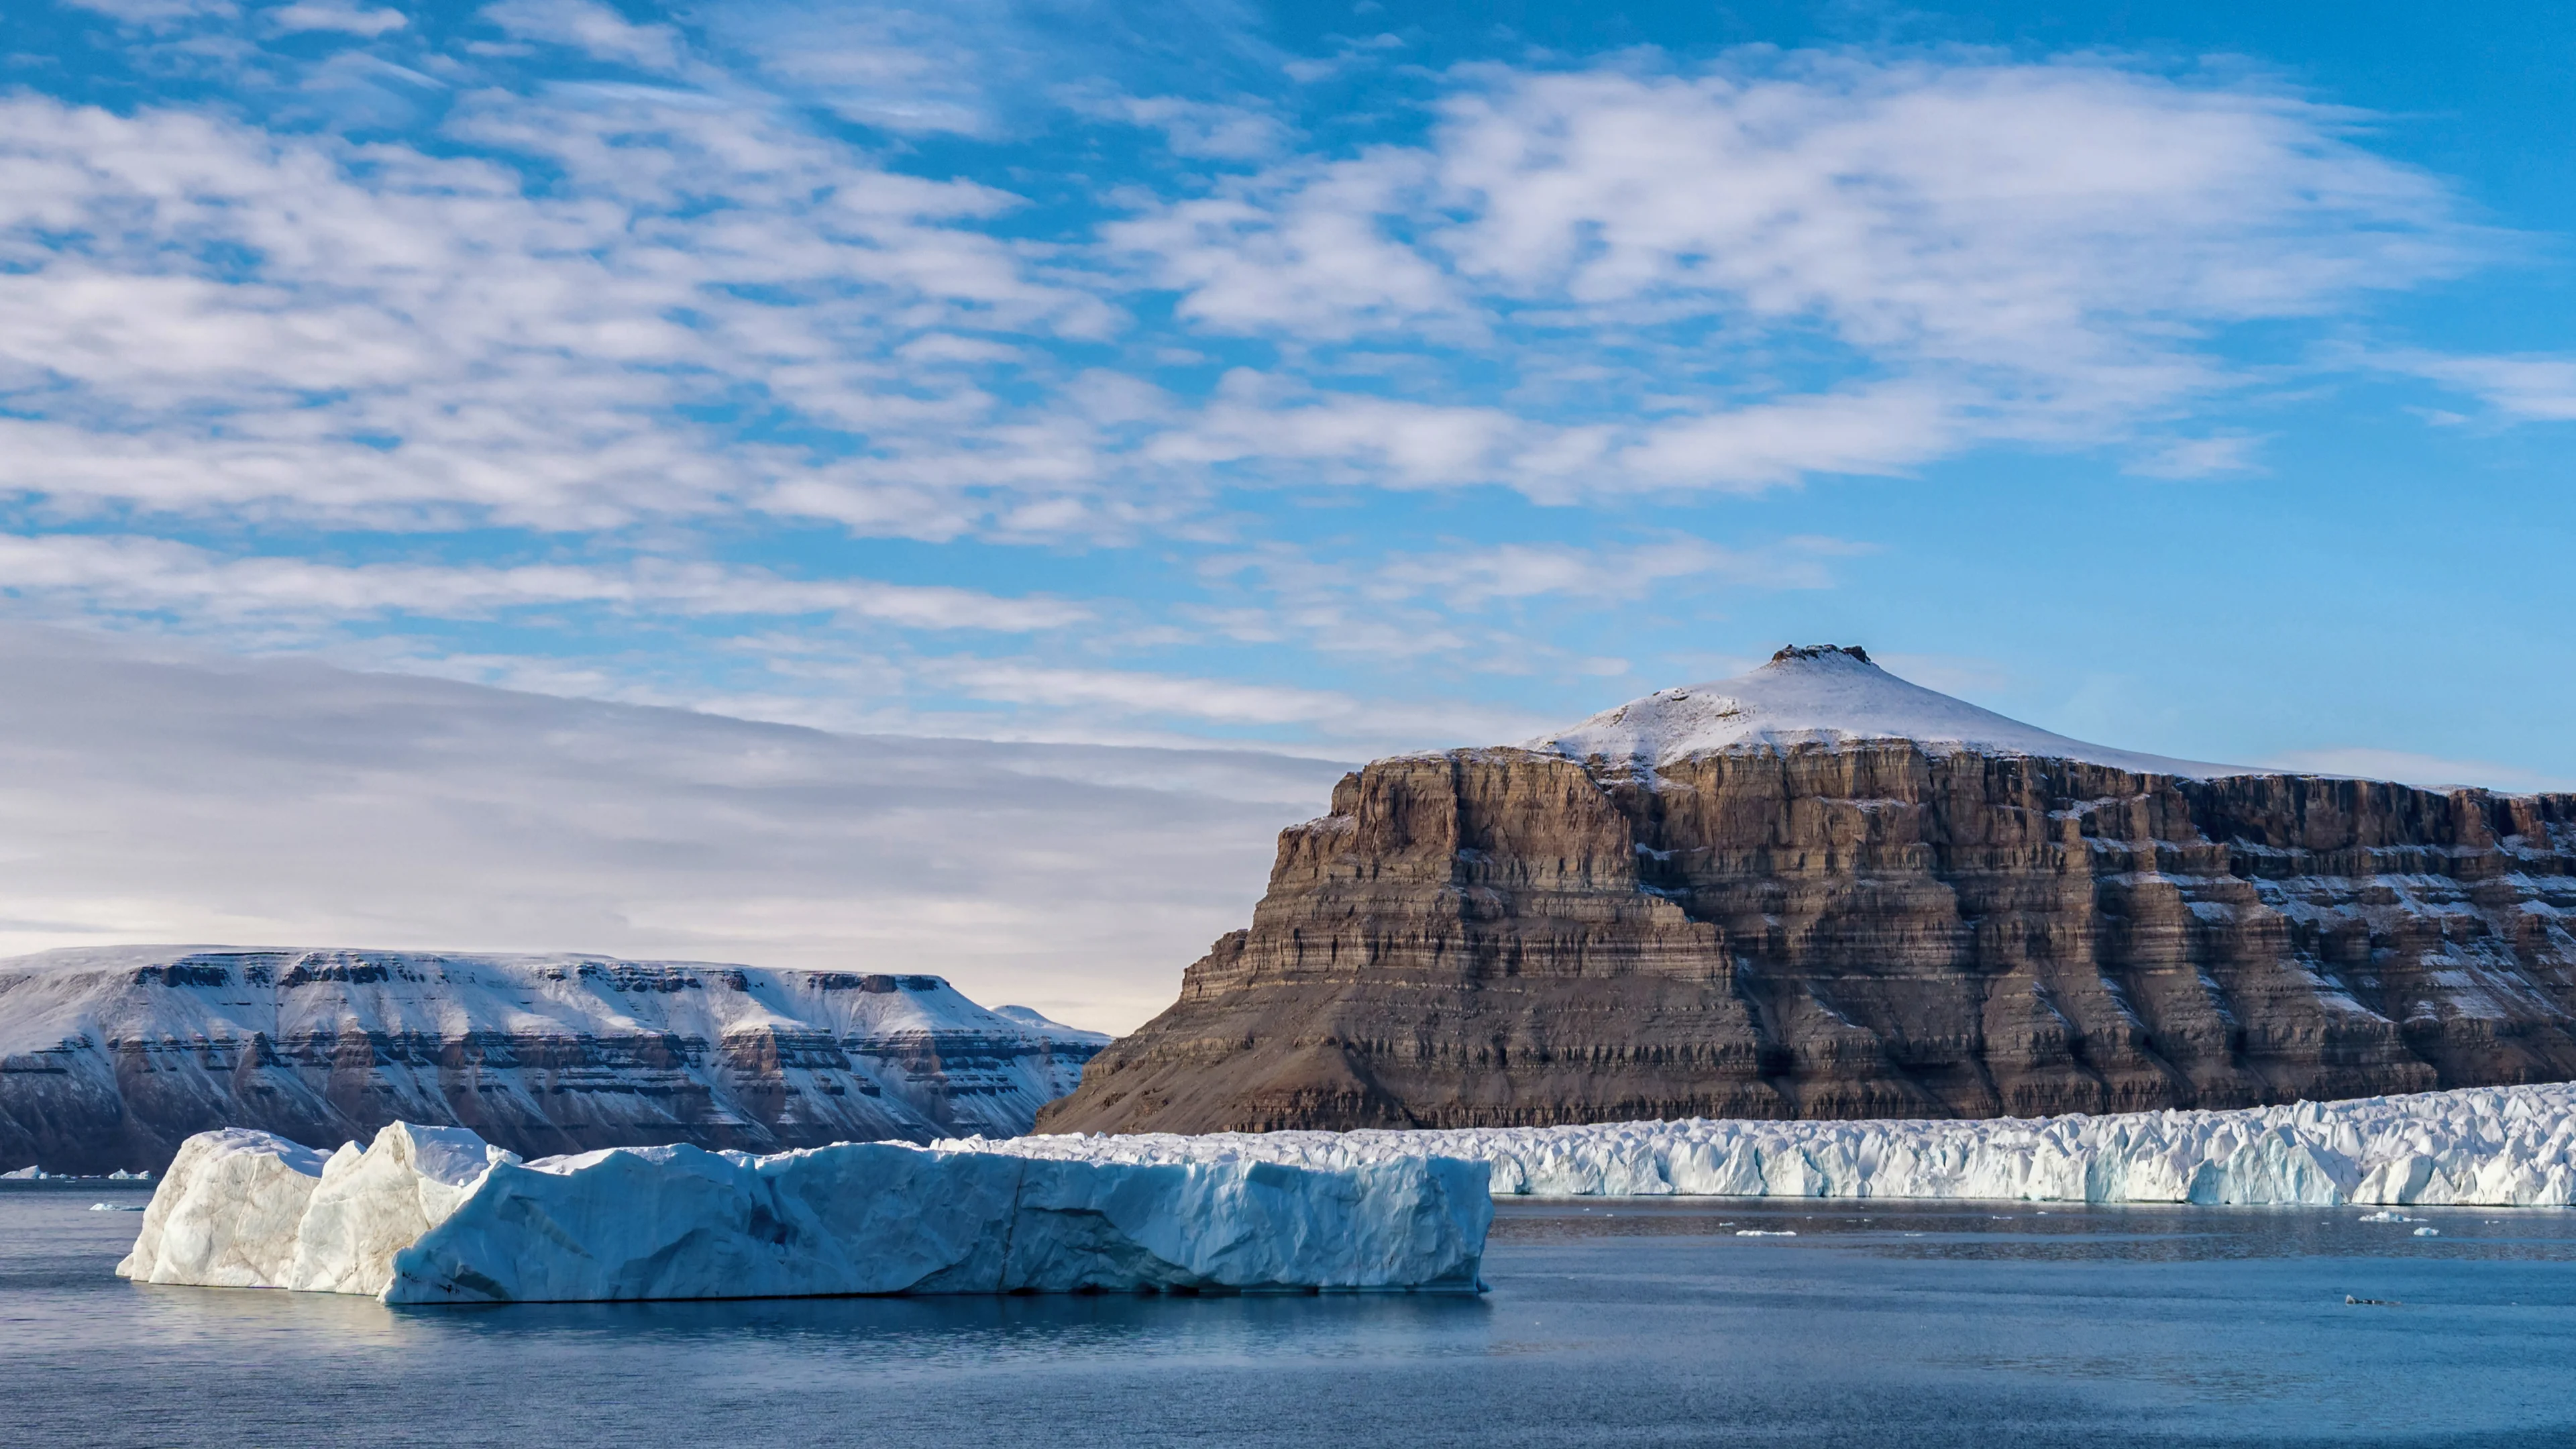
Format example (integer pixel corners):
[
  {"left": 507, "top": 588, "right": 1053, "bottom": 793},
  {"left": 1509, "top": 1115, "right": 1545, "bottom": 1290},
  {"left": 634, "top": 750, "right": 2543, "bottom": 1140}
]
[
  {"left": 0, "top": 947, "right": 1108, "bottom": 1173},
  {"left": 1038, "top": 647, "right": 2576, "bottom": 1134}
]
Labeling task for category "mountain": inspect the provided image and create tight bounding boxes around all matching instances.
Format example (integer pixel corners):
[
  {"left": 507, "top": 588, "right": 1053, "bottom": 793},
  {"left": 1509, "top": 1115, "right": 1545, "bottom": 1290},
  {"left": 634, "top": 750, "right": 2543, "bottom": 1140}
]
[
  {"left": 0, "top": 946, "right": 1110, "bottom": 1173},
  {"left": 1037, "top": 646, "right": 2576, "bottom": 1134}
]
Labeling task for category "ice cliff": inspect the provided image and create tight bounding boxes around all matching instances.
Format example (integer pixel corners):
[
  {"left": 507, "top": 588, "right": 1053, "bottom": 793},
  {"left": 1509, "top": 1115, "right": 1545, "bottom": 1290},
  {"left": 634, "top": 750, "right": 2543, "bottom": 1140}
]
[
  {"left": 998, "top": 1083, "right": 2576, "bottom": 1207},
  {"left": 117, "top": 1122, "right": 1493, "bottom": 1303},
  {"left": 0, "top": 947, "right": 1112, "bottom": 1174}
]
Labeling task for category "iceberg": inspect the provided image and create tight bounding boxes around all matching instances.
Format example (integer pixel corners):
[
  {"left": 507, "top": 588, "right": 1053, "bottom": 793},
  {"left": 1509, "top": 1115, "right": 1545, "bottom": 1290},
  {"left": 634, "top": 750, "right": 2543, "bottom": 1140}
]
[
  {"left": 962, "top": 1083, "right": 2576, "bottom": 1208},
  {"left": 117, "top": 1122, "right": 1491, "bottom": 1303}
]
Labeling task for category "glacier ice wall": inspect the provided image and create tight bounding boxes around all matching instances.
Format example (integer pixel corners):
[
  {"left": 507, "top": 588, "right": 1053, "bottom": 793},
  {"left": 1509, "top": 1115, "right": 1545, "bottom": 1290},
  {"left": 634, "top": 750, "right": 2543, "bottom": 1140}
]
[
  {"left": 118, "top": 1122, "right": 1492, "bottom": 1303},
  {"left": 963, "top": 1083, "right": 2576, "bottom": 1208}
]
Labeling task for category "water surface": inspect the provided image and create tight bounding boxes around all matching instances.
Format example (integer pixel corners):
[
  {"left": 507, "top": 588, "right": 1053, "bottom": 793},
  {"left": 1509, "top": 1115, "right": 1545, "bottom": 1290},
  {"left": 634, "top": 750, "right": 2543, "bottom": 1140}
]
[{"left": 7, "top": 1183, "right": 2572, "bottom": 1447}]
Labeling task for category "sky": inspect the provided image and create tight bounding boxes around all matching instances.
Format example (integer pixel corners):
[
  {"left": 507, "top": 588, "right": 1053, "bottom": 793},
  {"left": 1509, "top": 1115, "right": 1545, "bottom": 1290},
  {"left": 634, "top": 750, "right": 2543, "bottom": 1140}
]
[
  {"left": 3, "top": 1, "right": 2574, "bottom": 1023},
  {"left": 0, "top": 623, "right": 1338, "bottom": 1027}
]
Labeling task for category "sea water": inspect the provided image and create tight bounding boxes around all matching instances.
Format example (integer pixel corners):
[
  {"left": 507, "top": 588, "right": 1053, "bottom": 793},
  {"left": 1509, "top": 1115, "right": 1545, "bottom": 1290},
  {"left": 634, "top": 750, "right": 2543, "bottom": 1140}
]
[{"left": 7, "top": 1181, "right": 2575, "bottom": 1447}]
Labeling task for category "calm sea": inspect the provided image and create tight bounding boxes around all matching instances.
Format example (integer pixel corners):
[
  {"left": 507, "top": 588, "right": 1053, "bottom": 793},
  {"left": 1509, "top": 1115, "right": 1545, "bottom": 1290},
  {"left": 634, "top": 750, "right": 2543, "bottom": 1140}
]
[{"left": 7, "top": 1182, "right": 2574, "bottom": 1447}]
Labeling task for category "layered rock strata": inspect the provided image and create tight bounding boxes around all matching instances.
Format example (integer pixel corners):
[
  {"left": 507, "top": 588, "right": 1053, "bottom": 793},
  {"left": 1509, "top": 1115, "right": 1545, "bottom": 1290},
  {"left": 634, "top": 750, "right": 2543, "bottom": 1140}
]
[
  {"left": 0, "top": 947, "right": 1108, "bottom": 1173},
  {"left": 1040, "top": 648, "right": 2576, "bottom": 1134}
]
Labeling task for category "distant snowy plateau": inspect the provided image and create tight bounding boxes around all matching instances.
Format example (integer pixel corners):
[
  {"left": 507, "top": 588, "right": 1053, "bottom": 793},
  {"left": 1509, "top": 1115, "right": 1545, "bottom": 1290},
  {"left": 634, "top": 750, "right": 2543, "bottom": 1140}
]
[{"left": 0, "top": 947, "right": 1110, "bottom": 1175}]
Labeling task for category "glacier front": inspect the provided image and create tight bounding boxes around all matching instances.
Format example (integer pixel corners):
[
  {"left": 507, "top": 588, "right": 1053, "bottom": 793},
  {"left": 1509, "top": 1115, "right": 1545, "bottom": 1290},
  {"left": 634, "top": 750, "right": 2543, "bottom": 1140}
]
[
  {"left": 971, "top": 1083, "right": 2576, "bottom": 1208},
  {"left": 117, "top": 1122, "right": 1493, "bottom": 1303}
]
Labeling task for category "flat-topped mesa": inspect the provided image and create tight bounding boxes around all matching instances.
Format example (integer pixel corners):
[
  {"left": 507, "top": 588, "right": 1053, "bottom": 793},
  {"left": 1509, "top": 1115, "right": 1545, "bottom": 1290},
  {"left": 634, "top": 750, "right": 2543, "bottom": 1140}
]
[
  {"left": 0, "top": 949, "right": 1112, "bottom": 1175},
  {"left": 1038, "top": 648, "right": 2576, "bottom": 1136}
]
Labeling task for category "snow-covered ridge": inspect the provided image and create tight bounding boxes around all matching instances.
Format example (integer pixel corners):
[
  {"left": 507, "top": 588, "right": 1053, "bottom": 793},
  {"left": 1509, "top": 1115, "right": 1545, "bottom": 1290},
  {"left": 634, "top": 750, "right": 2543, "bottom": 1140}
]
[
  {"left": 969, "top": 1083, "right": 2576, "bottom": 1208},
  {"left": 117, "top": 1122, "right": 1493, "bottom": 1302},
  {"left": 0, "top": 946, "right": 1113, "bottom": 1173},
  {"left": 1519, "top": 644, "right": 2253, "bottom": 777}
]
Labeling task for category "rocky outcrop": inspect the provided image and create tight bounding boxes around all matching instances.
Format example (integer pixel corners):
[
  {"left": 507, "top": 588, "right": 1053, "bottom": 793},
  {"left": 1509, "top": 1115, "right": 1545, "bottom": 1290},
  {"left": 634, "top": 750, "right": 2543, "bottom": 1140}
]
[
  {"left": 1039, "top": 649, "right": 2576, "bottom": 1134},
  {"left": 0, "top": 948, "right": 1108, "bottom": 1173}
]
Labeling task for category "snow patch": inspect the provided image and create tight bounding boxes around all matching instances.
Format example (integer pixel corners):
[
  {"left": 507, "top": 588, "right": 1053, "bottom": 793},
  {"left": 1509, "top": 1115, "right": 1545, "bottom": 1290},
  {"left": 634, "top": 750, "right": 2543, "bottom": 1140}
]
[{"left": 1519, "top": 645, "right": 2253, "bottom": 777}]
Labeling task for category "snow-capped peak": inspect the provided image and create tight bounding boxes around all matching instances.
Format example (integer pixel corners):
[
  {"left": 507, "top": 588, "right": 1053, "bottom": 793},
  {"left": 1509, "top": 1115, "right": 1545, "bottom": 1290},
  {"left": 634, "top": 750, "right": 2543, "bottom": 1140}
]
[
  {"left": 1518, "top": 645, "right": 2255, "bottom": 777},
  {"left": 991, "top": 1004, "right": 1114, "bottom": 1045}
]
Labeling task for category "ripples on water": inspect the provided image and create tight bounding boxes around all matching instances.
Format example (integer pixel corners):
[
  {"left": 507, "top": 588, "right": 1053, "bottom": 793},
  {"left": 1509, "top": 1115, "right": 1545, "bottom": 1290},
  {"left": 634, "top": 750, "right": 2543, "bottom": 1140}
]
[{"left": 7, "top": 1183, "right": 2575, "bottom": 1448}]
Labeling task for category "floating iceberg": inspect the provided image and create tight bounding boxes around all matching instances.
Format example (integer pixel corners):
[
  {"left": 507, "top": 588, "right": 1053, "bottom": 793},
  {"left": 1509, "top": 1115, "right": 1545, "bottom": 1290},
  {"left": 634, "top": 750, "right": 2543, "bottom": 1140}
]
[
  {"left": 117, "top": 1122, "right": 1491, "bottom": 1303},
  {"left": 961, "top": 1083, "right": 2576, "bottom": 1208}
]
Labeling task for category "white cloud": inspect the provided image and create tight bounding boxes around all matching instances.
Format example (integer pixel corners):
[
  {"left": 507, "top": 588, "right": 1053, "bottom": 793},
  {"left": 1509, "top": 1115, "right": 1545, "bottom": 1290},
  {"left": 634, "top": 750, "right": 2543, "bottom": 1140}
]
[
  {"left": 63, "top": 0, "right": 237, "bottom": 23},
  {"left": 696, "top": 0, "right": 1286, "bottom": 140},
  {"left": 0, "top": 25, "right": 2532, "bottom": 761},
  {"left": 1181, "top": 533, "right": 1845, "bottom": 676},
  {"left": 0, "top": 624, "right": 1344, "bottom": 1029},
  {"left": 1607, "top": 383, "right": 1966, "bottom": 494},
  {"left": 1150, "top": 384, "right": 1525, "bottom": 487},
  {"left": 480, "top": 0, "right": 682, "bottom": 70},
  {"left": 2378, "top": 350, "right": 2576, "bottom": 422},
  {"left": 1099, "top": 95, "right": 1290, "bottom": 160},
  {"left": 0, "top": 534, "right": 1091, "bottom": 632},
  {"left": 929, "top": 659, "right": 1554, "bottom": 745},
  {"left": 1366, "top": 536, "right": 1843, "bottom": 606},
  {"left": 938, "top": 660, "right": 1361, "bottom": 724},
  {"left": 1109, "top": 56, "right": 2474, "bottom": 498},
  {"left": 0, "top": 90, "right": 1117, "bottom": 531},
  {"left": 266, "top": 1, "right": 408, "bottom": 36},
  {"left": 1424, "top": 62, "right": 2457, "bottom": 347},
  {"left": 1108, "top": 151, "right": 1460, "bottom": 338},
  {"left": 2125, "top": 433, "right": 2269, "bottom": 478},
  {"left": 0, "top": 48, "right": 2493, "bottom": 537},
  {"left": 2263, "top": 747, "right": 2575, "bottom": 795}
]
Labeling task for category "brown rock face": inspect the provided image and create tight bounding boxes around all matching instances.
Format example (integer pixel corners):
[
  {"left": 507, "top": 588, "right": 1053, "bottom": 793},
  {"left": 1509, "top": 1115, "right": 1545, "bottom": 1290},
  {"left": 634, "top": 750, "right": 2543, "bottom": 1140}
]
[{"left": 1038, "top": 745, "right": 2576, "bottom": 1133}]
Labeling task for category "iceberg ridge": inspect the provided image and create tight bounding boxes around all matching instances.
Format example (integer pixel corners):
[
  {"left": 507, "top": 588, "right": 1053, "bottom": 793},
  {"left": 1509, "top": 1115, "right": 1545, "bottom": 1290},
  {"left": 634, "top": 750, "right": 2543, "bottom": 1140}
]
[{"left": 117, "top": 1122, "right": 1491, "bottom": 1303}]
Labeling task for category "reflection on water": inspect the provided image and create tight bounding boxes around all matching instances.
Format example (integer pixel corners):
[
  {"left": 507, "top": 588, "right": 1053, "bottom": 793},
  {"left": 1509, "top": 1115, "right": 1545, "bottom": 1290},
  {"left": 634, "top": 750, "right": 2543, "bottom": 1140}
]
[{"left": 9, "top": 1182, "right": 2576, "bottom": 1448}]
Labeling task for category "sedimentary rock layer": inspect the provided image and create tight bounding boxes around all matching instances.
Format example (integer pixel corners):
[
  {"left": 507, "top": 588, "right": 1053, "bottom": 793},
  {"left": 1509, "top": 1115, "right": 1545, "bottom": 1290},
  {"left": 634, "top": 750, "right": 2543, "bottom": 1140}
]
[
  {"left": 1010, "top": 1083, "right": 2576, "bottom": 1207},
  {"left": 117, "top": 1121, "right": 1493, "bottom": 1301},
  {"left": 1040, "top": 649, "right": 2576, "bottom": 1134},
  {"left": 0, "top": 947, "right": 1107, "bottom": 1173}
]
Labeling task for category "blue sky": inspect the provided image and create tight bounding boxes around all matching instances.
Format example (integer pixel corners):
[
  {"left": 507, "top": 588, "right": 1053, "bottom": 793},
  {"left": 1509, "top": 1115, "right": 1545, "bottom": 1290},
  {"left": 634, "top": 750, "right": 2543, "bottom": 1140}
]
[{"left": 6, "top": 0, "right": 2574, "bottom": 786}]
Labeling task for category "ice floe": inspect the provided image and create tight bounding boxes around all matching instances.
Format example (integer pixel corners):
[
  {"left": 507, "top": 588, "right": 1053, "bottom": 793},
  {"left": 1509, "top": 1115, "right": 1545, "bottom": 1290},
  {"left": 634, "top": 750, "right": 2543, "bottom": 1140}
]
[
  {"left": 963, "top": 1083, "right": 2576, "bottom": 1208},
  {"left": 117, "top": 1122, "right": 1491, "bottom": 1303}
]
